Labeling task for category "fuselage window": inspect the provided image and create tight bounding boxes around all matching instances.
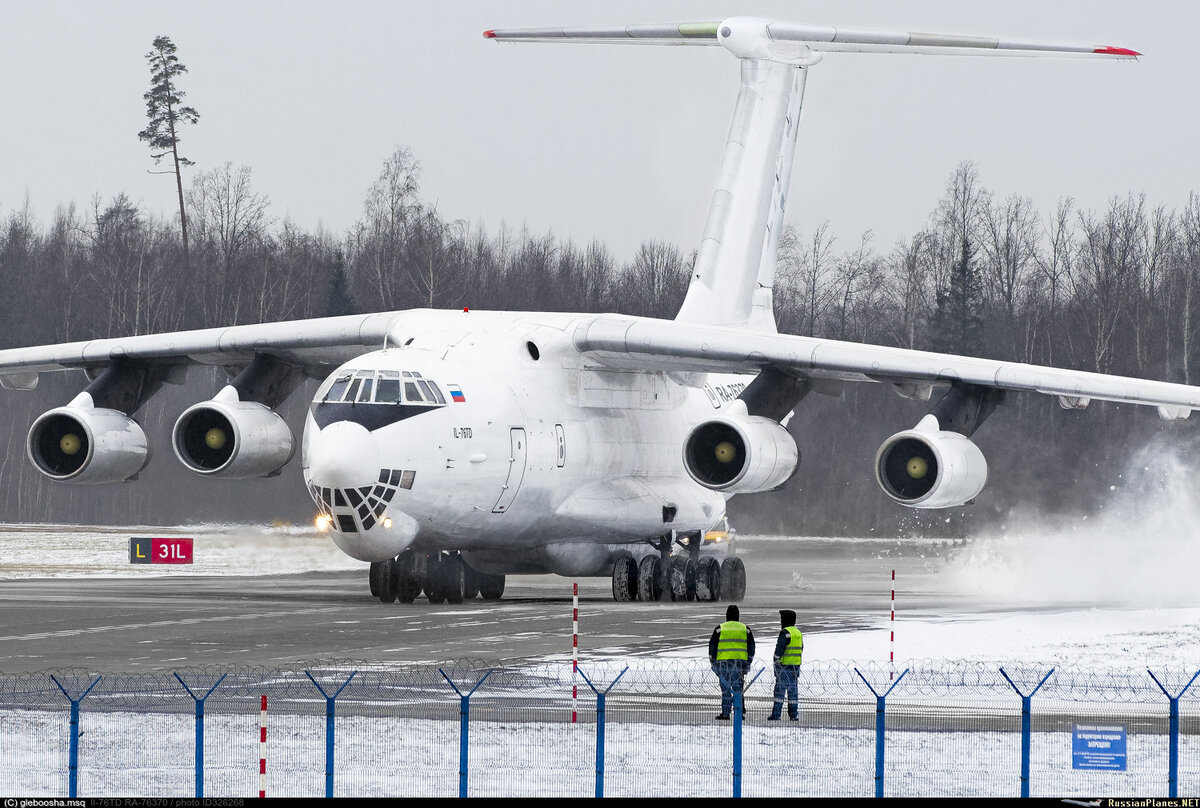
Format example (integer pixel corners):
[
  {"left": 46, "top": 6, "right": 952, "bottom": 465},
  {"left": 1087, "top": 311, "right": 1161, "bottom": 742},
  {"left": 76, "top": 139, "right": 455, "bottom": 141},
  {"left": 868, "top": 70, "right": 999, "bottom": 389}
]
[
  {"left": 425, "top": 381, "right": 446, "bottom": 405},
  {"left": 404, "top": 381, "right": 423, "bottom": 403},
  {"left": 358, "top": 377, "right": 375, "bottom": 403},
  {"left": 345, "top": 378, "right": 362, "bottom": 403}
]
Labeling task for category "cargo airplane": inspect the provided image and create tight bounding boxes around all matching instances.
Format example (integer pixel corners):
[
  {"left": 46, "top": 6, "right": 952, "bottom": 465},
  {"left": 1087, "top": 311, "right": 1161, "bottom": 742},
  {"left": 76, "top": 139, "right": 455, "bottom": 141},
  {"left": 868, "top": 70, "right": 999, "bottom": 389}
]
[{"left": 0, "top": 18, "right": 1177, "bottom": 605}]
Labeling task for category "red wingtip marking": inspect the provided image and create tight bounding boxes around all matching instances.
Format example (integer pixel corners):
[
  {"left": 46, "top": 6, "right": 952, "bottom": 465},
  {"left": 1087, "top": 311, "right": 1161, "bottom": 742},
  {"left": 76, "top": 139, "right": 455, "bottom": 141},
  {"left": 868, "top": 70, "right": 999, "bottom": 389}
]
[
  {"left": 463, "top": 307, "right": 470, "bottom": 312},
  {"left": 483, "top": 30, "right": 496, "bottom": 39},
  {"left": 1094, "top": 46, "right": 1141, "bottom": 56}
]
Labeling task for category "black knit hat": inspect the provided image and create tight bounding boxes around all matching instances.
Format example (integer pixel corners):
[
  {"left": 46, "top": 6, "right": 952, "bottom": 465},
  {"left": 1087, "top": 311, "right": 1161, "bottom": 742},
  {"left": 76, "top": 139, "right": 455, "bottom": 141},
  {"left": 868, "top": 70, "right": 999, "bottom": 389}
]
[
  {"left": 779, "top": 609, "right": 796, "bottom": 627},
  {"left": 726, "top": 604, "right": 740, "bottom": 621}
]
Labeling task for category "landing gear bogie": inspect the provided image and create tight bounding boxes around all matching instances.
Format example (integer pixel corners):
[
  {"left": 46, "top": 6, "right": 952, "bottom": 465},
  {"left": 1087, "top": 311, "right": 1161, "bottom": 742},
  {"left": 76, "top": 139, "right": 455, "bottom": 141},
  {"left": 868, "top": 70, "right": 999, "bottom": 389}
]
[{"left": 369, "top": 550, "right": 500, "bottom": 604}]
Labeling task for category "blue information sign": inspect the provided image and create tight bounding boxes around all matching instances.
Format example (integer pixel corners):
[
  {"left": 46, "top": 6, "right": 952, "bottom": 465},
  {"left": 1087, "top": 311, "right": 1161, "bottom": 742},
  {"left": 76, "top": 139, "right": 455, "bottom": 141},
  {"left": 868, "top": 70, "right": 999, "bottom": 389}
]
[{"left": 1072, "top": 724, "right": 1127, "bottom": 771}]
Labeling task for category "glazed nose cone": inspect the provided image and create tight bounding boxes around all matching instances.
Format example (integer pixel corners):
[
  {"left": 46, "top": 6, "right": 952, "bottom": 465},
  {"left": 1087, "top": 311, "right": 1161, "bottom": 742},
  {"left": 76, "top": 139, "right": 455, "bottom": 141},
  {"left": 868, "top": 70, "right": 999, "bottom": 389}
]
[{"left": 305, "top": 420, "right": 380, "bottom": 490}]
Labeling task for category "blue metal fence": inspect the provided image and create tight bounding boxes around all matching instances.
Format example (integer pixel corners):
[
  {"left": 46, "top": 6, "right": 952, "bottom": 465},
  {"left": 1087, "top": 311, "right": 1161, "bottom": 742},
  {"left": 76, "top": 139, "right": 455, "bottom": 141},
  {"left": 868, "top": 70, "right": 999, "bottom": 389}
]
[{"left": 0, "top": 661, "right": 1195, "bottom": 798}]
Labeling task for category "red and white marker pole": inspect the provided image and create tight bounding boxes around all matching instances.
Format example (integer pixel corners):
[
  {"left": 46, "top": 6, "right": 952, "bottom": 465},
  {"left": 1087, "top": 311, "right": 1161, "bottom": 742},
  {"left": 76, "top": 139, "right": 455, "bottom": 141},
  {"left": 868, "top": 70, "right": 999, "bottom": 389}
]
[
  {"left": 572, "top": 582, "right": 579, "bottom": 723},
  {"left": 259, "top": 694, "right": 267, "bottom": 798},
  {"left": 889, "top": 570, "right": 896, "bottom": 681}
]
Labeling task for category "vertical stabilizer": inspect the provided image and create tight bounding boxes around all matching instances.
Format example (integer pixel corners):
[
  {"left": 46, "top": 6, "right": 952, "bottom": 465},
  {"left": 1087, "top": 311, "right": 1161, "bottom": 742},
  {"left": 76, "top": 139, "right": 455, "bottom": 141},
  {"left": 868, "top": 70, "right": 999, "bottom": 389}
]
[
  {"left": 674, "top": 50, "right": 807, "bottom": 332},
  {"left": 485, "top": 16, "right": 1139, "bottom": 332}
]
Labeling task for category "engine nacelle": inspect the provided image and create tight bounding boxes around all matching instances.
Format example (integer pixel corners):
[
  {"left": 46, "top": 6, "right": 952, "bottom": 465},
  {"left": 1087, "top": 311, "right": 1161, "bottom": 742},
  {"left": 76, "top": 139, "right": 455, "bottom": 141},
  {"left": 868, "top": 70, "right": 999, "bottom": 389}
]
[
  {"left": 27, "top": 406, "right": 149, "bottom": 484},
  {"left": 683, "top": 415, "right": 798, "bottom": 494},
  {"left": 173, "top": 399, "right": 295, "bottom": 478},
  {"left": 875, "top": 416, "right": 988, "bottom": 508}
]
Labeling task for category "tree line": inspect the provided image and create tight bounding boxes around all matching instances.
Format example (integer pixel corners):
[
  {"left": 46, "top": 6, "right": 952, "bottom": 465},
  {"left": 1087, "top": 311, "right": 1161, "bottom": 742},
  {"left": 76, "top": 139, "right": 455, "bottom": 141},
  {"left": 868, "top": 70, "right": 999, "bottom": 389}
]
[{"left": 0, "top": 154, "right": 1197, "bottom": 535}]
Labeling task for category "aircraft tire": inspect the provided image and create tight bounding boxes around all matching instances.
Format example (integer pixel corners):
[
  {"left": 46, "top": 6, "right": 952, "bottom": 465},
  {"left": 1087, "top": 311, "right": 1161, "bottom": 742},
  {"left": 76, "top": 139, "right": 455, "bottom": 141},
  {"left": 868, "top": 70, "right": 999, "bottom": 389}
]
[
  {"left": 720, "top": 556, "right": 746, "bottom": 602},
  {"left": 395, "top": 550, "right": 419, "bottom": 603},
  {"left": 377, "top": 558, "right": 397, "bottom": 603},
  {"left": 636, "top": 555, "right": 663, "bottom": 602},
  {"left": 611, "top": 554, "right": 637, "bottom": 602},
  {"left": 368, "top": 561, "right": 383, "bottom": 597},
  {"left": 445, "top": 554, "right": 466, "bottom": 604},
  {"left": 669, "top": 555, "right": 697, "bottom": 602},
  {"left": 478, "top": 572, "right": 505, "bottom": 600},
  {"left": 696, "top": 556, "right": 721, "bottom": 602},
  {"left": 425, "top": 554, "right": 447, "bottom": 604},
  {"left": 462, "top": 561, "right": 481, "bottom": 600}
]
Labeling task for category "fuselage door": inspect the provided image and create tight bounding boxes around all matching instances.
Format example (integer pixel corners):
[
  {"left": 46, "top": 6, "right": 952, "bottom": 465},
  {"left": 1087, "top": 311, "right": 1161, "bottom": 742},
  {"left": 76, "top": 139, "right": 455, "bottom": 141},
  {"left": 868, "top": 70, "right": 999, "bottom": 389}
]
[{"left": 493, "top": 427, "right": 527, "bottom": 513}]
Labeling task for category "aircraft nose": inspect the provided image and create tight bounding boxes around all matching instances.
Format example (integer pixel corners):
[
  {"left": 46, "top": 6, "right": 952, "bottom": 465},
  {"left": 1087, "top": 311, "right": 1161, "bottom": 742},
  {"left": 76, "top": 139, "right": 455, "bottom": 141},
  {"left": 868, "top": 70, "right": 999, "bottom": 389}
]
[{"left": 306, "top": 420, "right": 380, "bottom": 489}]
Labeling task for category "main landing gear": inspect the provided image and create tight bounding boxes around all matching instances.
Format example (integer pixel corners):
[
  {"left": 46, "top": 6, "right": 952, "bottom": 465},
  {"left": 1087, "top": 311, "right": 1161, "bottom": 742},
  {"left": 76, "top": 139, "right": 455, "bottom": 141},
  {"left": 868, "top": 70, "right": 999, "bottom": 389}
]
[
  {"left": 611, "top": 531, "right": 746, "bottom": 604},
  {"left": 369, "top": 550, "right": 505, "bottom": 604}
]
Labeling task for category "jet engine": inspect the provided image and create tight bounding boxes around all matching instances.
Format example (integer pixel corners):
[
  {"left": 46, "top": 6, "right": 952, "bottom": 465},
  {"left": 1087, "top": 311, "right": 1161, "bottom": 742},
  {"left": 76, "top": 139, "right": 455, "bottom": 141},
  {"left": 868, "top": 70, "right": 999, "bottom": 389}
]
[
  {"left": 683, "top": 415, "right": 798, "bottom": 494},
  {"left": 875, "top": 415, "right": 988, "bottom": 508},
  {"left": 27, "top": 406, "right": 149, "bottom": 483},
  {"left": 173, "top": 397, "right": 295, "bottom": 478}
]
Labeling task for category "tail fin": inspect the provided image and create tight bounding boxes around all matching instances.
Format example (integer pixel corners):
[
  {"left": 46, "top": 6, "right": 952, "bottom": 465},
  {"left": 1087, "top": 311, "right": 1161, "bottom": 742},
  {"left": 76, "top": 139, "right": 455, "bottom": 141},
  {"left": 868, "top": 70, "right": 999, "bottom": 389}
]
[{"left": 486, "top": 18, "right": 1138, "bottom": 332}]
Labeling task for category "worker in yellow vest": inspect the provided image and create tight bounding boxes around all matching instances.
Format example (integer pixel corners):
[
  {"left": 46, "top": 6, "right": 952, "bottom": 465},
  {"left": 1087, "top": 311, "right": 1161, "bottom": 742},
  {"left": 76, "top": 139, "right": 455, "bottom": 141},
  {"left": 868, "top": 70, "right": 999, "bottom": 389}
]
[
  {"left": 768, "top": 609, "right": 803, "bottom": 721},
  {"left": 708, "top": 604, "right": 755, "bottom": 720}
]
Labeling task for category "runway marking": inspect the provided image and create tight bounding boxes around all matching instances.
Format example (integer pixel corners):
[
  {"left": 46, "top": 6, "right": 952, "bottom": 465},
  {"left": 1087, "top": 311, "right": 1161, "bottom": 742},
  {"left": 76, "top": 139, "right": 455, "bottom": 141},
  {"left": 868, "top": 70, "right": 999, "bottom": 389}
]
[{"left": 0, "top": 607, "right": 332, "bottom": 642}]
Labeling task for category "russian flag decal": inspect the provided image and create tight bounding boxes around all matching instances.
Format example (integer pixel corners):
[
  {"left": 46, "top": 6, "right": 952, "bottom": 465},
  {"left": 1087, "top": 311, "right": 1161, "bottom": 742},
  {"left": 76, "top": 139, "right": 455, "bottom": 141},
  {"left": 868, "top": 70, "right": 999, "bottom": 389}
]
[{"left": 449, "top": 385, "right": 466, "bottom": 403}]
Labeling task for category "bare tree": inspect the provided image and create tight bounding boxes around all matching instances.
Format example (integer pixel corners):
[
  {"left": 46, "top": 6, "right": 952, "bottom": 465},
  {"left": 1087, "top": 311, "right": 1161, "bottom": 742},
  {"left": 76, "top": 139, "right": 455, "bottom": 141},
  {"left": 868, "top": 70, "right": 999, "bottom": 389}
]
[
  {"left": 349, "top": 147, "right": 422, "bottom": 309},
  {"left": 186, "top": 163, "right": 272, "bottom": 323}
]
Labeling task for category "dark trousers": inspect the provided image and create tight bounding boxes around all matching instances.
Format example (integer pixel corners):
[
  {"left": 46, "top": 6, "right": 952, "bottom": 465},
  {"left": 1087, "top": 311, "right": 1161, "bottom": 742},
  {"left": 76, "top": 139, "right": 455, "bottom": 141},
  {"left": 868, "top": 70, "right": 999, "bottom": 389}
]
[
  {"left": 771, "top": 664, "right": 799, "bottom": 718},
  {"left": 713, "top": 660, "right": 748, "bottom": 715}
]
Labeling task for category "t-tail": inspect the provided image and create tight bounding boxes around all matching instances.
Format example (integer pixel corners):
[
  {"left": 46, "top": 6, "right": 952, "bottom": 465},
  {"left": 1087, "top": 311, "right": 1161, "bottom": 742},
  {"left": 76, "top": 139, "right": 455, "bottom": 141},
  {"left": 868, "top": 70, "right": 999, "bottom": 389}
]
[{"left": 486, "top": 18, "right": 1138, "bottom": 333}]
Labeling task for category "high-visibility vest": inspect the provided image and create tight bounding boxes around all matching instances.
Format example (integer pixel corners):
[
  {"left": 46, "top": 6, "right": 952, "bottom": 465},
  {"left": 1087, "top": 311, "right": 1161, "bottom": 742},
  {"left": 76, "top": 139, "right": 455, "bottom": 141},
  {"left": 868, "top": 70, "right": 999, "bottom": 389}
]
[
  {"left": 780, "top": 625, "right": 803, "bottom": 665},
  {"left": 716, "top": 620, "right": 749, "bottom": 661}
]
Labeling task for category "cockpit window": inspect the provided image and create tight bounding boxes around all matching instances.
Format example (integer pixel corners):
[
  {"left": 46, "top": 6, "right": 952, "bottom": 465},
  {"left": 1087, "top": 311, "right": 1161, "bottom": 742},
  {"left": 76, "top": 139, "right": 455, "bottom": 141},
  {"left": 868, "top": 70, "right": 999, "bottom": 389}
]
[
  {"left": 318, "top": 368, "right": 446, "bottom": 409},
  {"left": 418, "top": 379, "right": 445, "bottom": 404},
  {"left": 323, "top": 374, "right": 352, "bottom": 403},
  {"left": 376, "top": 372, "right": 400, "bottom": 404}
]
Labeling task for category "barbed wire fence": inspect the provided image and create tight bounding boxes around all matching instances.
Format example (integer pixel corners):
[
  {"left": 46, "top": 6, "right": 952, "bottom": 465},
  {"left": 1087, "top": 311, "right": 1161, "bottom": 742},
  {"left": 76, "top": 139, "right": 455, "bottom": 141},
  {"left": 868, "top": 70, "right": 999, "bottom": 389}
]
[{"left": 0, "top": 659, "right": 1196, "bottom": 798}]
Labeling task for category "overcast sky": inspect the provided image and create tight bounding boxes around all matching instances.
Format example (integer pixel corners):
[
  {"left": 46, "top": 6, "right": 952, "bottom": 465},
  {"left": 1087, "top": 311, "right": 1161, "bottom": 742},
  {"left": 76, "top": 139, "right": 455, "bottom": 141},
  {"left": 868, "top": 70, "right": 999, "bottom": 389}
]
[{"left": 3, "top": 1, "right": 1197, "bottom": 260}]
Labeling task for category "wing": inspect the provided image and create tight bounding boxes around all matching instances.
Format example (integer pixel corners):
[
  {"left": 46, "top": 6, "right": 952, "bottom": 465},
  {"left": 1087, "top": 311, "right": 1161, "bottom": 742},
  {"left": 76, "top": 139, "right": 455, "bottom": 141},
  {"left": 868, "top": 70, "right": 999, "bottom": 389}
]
[
  {"left": 0, "top": 313, "right": 399, "bottom": 390},
  {"left": 573, "top": 314, "right": 1200, "bottom": 420}
]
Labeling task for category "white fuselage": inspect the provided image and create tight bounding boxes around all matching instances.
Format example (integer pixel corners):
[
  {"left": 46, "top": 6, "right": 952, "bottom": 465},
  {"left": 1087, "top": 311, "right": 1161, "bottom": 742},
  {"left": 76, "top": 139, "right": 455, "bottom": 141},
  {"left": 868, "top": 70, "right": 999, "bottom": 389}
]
[{"left": 301, "top": 309, "right": 748, "bottom": 576}]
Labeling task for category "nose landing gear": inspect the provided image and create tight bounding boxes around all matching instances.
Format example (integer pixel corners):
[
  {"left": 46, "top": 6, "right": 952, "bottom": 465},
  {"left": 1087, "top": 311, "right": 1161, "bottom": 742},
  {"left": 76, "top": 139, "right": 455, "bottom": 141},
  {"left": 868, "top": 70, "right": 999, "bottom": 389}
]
[{"left": 368, "top": 550, "right": 506, "bottom": 604}]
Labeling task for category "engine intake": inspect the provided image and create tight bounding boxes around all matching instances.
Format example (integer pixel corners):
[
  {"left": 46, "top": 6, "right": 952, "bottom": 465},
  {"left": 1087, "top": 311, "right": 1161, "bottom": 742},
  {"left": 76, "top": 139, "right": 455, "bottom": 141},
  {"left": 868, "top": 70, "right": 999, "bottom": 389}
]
[
  {"left": 684, "top": 415, "right": 798, "bottom": 494},
  {"left": 875, "top": 415, "right": 987, "bottom": 508},
  {"left": 27, "top": 406, "right": 149, "bottom": 483},
  {"left": 173, "top": 399, "right": 295, "bottom": 478}
]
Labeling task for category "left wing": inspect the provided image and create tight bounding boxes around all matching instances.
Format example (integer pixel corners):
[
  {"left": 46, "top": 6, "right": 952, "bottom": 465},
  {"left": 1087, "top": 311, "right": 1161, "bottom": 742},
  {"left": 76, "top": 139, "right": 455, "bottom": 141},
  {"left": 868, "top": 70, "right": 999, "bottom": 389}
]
[{"left": 573, "top": 314, "right": 1200, "bottom": 420}]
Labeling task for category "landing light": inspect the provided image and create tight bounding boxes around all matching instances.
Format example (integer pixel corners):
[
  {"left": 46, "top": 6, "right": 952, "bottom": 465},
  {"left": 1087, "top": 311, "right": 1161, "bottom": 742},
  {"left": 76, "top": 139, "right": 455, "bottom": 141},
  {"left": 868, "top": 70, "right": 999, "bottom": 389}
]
[
  {"left": 382, "top": 516, "right": 393, "bottom": 529},
  {"left": 315, "top": 513, "right": 332, "bottom": 532}
]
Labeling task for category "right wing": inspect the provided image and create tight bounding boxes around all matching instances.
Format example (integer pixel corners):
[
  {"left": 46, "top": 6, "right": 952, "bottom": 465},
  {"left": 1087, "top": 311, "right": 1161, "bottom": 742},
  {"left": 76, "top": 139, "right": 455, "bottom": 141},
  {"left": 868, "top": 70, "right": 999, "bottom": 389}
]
[{"left": 0, "top": 313, "right": 399, "bottom": 390}]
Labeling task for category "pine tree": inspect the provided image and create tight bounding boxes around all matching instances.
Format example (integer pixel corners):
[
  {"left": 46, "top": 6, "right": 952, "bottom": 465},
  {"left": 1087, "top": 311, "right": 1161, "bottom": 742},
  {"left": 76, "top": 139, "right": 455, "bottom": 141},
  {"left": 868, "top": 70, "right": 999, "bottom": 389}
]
[
  {"left": 326, "top": 251, "right": 356, "bottom": 316},
  {"left": 931, "top": 236, "right": 984, "bottom": 357},
  {"left": 138, "top": 35, "right": 200, "bottom": 267}
]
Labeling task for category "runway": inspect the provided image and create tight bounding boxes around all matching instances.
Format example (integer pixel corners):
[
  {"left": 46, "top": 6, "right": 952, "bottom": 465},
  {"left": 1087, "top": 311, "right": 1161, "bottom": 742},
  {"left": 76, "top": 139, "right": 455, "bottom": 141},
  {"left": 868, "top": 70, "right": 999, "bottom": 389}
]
[
  {"left": 0, "top": 525, "right": 972, "bottom": 672},
  {"left": 1, "top": 523, "right": 1196, "bottom": 673}
]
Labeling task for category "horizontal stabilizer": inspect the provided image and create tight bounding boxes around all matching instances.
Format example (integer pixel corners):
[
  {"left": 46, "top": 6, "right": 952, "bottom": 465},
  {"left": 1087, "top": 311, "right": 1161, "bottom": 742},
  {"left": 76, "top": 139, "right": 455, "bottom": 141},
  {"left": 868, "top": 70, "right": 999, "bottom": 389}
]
[{"left": 484, "top": 19, "right": 1140, "bottom": 59}]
